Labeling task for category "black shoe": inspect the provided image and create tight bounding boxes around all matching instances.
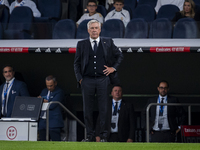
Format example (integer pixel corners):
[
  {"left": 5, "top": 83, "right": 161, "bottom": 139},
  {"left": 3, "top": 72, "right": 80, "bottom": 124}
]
[{"left": 82, "top": 136, "right": 95, "bottom": 142}]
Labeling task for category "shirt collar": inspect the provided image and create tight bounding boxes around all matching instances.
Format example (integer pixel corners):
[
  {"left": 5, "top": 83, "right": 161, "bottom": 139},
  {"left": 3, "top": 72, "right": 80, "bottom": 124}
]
[
  {"left": 159, "top": 95, "right": 167, "bottom": 101},
  {"left": 6, "top": 77, "right": 15, "bottom": 84},
  {"left": 112, "top": 99, "right": 122, "bottom": 104},
  {"left": 89, "top": 36, "right": 100, "bottom": 44}
]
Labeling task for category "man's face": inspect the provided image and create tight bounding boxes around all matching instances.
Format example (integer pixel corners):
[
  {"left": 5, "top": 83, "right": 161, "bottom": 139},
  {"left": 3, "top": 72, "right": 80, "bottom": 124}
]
[
  {"left": 111, "top": 86, "right": 123, "bottom": 101},
  {"left": 46, "top": 80, "right": 57, "bottom": 92},
  {"left": 114, "top": 2, "right": 124, "bottom": 12},
  {"left": 88, "top": 22, "right": 101, "bottom": 39},
  {"left": 87, "top": 2, "right": 97, "bottom": 14},
  {"left": 3, "top": 67, "right": 15, "bottom": 81},
  {"left": 157, "top": 82, "right": 169, "bottom": 96}
]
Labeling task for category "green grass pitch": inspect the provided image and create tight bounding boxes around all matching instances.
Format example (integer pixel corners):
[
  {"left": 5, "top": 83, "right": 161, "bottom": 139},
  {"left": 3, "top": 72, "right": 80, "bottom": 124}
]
[{"left": 0, "top": 141, "right": 200, "bottom": 150}]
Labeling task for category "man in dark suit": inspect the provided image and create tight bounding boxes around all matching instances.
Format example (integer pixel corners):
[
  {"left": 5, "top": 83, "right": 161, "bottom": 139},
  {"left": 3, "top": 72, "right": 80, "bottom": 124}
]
[
  {"left": 96, "top": 85, "right": 135, "bottom": 142},
  {"left": 0, "top": 65, "right": 30, "bottom": 118},
  {"left": 74, "top": 19, "right": 123, "bottom": 141},
  {"left": 38, "top": 75, "right": 64, "bottom": 141},
  {"left": 144, "top": 80, "right": 186, "bottom": 142}
]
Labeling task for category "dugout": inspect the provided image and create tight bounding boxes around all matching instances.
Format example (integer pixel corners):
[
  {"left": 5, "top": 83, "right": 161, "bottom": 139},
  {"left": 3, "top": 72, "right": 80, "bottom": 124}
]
[{"left": 0, "top": 39, "right": 200, "bottom": 141}]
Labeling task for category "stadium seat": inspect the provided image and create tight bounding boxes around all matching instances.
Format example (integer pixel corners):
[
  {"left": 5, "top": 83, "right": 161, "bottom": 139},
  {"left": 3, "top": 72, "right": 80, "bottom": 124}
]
[
  {"left": 101, "top": 19, "right": 125, "bottom": 38},
  {"left": 4, "top": 6, "right": 33, "bottom": 39},
  {"left": 149, "top": 18, "right": 172, "bottom": 38},
  {"left": 132, "top": 4, "right": 156, "bottom": 22},
  {"left": 138, "top": 0, "right": 157, "bottom": 8},
  {"left": 157, "top": 4, "right": 180, "bottom": 20},
  {"left": 173, "top": 18, "right": 199, "bottom": 38},
  {"left": 52, "top": 19, "right": 76, "bottom": 39},
  {"left": 36, "top": 0, "right": 62, "bottom": 22},
  {"left": 124, "top": 18, "right": 148, "bottom": 38},
  {"left": 124, "top": 0, "right": 137, "bottom": 13},
  {"left": 194, "top": 0, "right": 200, "bottom": 5},
  {"left": 96, "top": 5, "right": 107, "bottom": 18},
  {"left": 76, "top": 19, "right": 91, "bottom": 39},
  {"left": 0, "top": 5, "right": 10, "bottom": 30}
]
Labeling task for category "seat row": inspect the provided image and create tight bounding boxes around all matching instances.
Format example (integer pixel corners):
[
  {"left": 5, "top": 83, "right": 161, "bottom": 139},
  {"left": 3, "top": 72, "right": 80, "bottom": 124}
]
[{"left": 53, "top": 18, "right": 199, "bottom": 39}]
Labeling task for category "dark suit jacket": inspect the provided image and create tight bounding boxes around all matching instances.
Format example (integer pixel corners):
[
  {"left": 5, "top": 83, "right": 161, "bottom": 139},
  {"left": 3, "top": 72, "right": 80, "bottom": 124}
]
[
  {"left": 38, "top": 86, "right": 64, "bottom": 129},
  {"left": 0, "top": 79, "right": 30, "bottom": 118},
  {"left": 96, "top": 99, "right": 135, "bottom": 142},
  {"left": 74, "top": 37, "right": 123, "bottom": 87},
  {"left": 146, "top": 95, "right": 186, "bottom": 133}
]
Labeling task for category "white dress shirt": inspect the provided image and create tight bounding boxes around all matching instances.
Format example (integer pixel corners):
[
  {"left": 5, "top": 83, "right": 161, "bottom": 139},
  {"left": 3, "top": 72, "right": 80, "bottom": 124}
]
[
  {"left": 111, "top": 99, "right": 122, "bottom": 133},
  {"left": 153, "top": 95, "right": 170, "bottom": 131},
  {"left": 1, "top": 77, "right": 15, "bottom": 114}
]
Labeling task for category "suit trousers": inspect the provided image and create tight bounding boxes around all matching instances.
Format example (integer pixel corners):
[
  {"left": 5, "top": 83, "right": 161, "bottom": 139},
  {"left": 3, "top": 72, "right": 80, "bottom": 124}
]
[
  {"left": 81, "top": 76, "right": 110, "bottom": 138},
  {"left": 150, "top": 130, "right": 175, "bottom": 142}
]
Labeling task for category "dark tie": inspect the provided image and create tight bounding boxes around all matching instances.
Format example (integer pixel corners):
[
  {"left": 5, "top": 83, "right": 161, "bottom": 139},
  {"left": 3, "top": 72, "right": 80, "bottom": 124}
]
[
  {"left": 159, "top": 98, "right": 164, "bottom": 116},
  {"left": 93, "top": 40, "right": 97, "bottom": 54},
  {"left": 3, "top": 82, "right": 9, "bottom": 116},
  {"left": 113, "top": 102, "right": 118, "bottom": 116},
  {"left": 158, "top": 98, "right": 164, "bottom": 129}
]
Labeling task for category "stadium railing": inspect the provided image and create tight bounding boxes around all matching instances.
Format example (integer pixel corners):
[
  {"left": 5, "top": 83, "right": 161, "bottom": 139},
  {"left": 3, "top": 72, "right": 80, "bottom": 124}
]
[
  {"left": 146, "top": 103, "right": 200, "bottom": 142},
  {"left": 46, "top": 101, "right": 86, "bottom": 141}
]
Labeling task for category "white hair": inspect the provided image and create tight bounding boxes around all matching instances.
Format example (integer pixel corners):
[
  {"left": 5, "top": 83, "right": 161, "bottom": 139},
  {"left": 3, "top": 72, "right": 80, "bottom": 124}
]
[{"left": 87, "top": 19, "right": 101, "bottom": 29}]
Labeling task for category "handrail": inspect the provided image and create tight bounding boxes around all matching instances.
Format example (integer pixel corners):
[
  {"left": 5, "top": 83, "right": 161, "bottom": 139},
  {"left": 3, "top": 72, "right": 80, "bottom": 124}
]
[
  {"left": 146, "top": 103, "right": 200, "bottom": 142},
  {"left": 46, "top": 101, "right": 86, "bottom": 141}
]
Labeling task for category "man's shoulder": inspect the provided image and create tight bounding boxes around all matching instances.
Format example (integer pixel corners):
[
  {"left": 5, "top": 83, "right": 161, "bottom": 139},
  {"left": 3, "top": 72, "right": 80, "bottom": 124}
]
[
  {"left": 78, "top": 38, "right": 89, "bottom": 43},
  {"left": 122, "top": 8, "right": 129, "bottom": 14},
  {"left": 13, "top": 79, "right": 26, "bottom": 86}
]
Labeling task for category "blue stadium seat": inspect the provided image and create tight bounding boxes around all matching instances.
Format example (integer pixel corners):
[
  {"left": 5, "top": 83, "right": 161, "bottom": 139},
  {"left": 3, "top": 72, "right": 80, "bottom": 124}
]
[
  {"left": 76, "top": 19, "right": 91, "bottom": 39},
  {"left": 194, "top": 0, "right": 200, "bottom": 5},
  {"left": 173, "top": 18, "right": 199, "bottom": 38},
  {"left": 149, "top": 18, "right": 172, "bottom": 38},
  {"left": 132, "top": 4, "right": 156, "bottom": 22},
  {"left": 157, "top": 4, "right": 180, "bottom": 20},
  {"left": 96, "top": 5, "right": 107, "bottom": 18},
  {"left": 36, "top": 0, "right": 61, "bottom": 21},
  {"left": 0, "top": 5, "right": 10, "bottom": 30},
  {"left": 101, "top": 19, "right": 125, "bottom": 38},
  {"left": 138, "top": 0, "right": 157, "bottom": 8},
  {"left": 124, "top": 18, "right": 148, "bottom": 38},
  {"left": 124, "top": 0, "right": 137, "bottom": 13},
  {"left": 4, "top": 6, "right": 33, "bottom": 39},
  {"left": 52, "top": 19, "right": 76, "bottom": 39}
]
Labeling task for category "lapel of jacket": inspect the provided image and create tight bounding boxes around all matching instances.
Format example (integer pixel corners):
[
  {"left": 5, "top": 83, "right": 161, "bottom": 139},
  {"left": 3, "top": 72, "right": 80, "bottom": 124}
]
[
  {"left": 118, "top": 100, "right": 124, "bottom": 127},
  {"left": 9, "top": 79, "right": 16, "bottom": 101},
  {"left": 100, "top": 37, "right": 108, "bottom": 62},
  {"left": 84, "top": 39, "right": 90, "bottom": 65}
]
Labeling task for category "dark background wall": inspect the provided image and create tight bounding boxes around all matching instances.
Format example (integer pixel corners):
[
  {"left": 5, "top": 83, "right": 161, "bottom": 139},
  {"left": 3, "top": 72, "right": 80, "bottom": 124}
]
[{"left": 0, "top": 52, "right": 200, "bottom": 128}]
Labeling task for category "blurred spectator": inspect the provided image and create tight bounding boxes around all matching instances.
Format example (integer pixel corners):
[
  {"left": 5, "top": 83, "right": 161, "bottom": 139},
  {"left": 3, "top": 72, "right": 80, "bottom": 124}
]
[
  {"left": 105, "top": 0, "right": 130, "bottom": 27},
  {"left": 77, "top": 0, "right": 104, "bottom": 27},
  {"left": 0, "top": 0, "right": 9, "bottom": 7},
  {"left": 69, "top": 0, "right": 79, "bottom": 22},
  {"left": 10, "top": 0, "right": 41, "bottom": 17},
  {"left": 105, "top": 0, "right": 114, "bottom": 12},
  {"left": 172, "top": 0, "right": 200, "bottom": 22},
  {"left": 155, "top": 0, "right": 185, "bottom": 13}
]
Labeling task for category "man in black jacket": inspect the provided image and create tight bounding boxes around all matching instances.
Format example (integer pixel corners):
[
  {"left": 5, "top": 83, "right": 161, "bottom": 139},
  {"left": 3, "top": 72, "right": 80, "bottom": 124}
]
[{"left": 74, "top": 19, "right": 123, "bottom": 141}]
